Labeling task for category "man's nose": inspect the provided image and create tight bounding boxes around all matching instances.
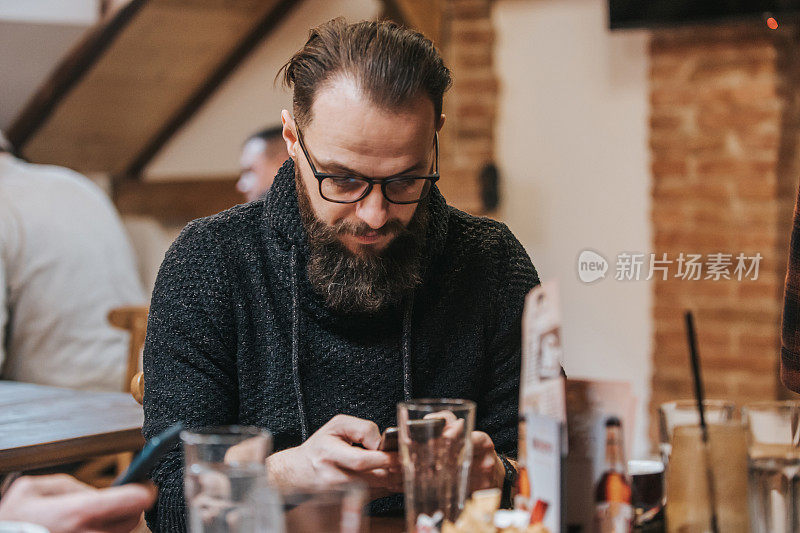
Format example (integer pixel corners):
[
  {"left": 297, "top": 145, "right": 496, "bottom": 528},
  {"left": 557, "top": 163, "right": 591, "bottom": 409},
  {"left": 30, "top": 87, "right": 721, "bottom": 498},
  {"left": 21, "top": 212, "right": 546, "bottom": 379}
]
[{"left": 355, "top": 186, "right": 390, "bottom": 229}]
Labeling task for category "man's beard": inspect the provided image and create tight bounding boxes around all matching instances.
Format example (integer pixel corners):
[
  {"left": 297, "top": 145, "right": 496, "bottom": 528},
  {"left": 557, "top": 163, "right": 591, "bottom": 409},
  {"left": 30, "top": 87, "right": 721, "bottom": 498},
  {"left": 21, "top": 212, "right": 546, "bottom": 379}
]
[{"left": 296, "top": 169, "right": 429, "bottom": 314}]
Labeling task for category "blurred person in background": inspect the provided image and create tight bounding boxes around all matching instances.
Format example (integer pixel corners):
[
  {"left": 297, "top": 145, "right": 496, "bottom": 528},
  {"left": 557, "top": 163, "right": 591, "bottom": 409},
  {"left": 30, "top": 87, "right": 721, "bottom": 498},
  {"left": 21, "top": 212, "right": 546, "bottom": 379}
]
[
  {"left": 782, "top": 184, "right": 800, "bottom": 392},
  {"left": 0, "top": 131, "right": 145, "bottom": 391},
  {"left": 236, "top": 125, "right": 287, "bottom": 202}
]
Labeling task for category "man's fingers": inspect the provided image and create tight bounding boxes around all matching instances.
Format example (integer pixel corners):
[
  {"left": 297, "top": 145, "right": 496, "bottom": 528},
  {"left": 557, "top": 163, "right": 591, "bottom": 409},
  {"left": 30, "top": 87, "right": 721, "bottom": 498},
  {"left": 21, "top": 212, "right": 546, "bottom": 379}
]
[
  {"left": 325, "top": 440, "right": 394, "bottom": 471},
  {"left": 79, "top": 483, "right": 157, "bottom": 524},
  {"left": 11, "top": 474, "right": 90, "bottom": 497},
  {"left": 423, "top": 410, "right": 457, "bottom": 423},
  {"left": 471, "top": 431, "right": 495, "bottom": 452},
  {"left": 424, "top": 411, "right": 465, "bottom": 440},
  {"left": 324, "top": 415, "right": 382, "bottom": 449}
]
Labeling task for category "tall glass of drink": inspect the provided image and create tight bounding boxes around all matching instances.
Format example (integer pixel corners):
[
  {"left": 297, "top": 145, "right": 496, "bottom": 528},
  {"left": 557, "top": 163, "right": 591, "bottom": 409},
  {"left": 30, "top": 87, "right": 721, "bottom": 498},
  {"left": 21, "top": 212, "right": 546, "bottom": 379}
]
[
  {"left": 665, "top": 422, "right": 749, "bottom": 533},
  {"left": 658, "top": 400, "right": 736, "bottom": 464},
  {"left": 397, "top": 399, "right": 475, "bottom": 533}
]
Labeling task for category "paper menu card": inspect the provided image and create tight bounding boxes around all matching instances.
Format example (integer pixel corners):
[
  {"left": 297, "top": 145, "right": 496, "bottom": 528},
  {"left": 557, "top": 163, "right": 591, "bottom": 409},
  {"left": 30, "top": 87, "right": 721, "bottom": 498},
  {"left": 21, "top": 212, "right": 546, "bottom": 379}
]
[{"left": 521, "top": 280, "right": 564, "bottom": 387}]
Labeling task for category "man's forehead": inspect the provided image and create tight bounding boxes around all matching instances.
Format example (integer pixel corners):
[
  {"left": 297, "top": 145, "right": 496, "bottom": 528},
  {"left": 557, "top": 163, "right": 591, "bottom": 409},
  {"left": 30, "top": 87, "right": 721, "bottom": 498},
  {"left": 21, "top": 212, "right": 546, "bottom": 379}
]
[
  {"left": 301, "top": 78, "right": 435, "bottom": 175},
  {"left": 305, "top": 78, "right": 434, "bottom": 144}
]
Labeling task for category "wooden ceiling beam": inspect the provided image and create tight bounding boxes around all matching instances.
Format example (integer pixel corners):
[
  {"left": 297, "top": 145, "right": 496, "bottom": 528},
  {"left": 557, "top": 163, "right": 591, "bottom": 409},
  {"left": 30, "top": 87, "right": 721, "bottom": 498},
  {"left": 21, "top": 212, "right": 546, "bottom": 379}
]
[
  {"left": 122, "top": 0, "right": 300, "bottom": 179},
  {"left": 6, "top": 0, "right": 147, "bottom": 151}
]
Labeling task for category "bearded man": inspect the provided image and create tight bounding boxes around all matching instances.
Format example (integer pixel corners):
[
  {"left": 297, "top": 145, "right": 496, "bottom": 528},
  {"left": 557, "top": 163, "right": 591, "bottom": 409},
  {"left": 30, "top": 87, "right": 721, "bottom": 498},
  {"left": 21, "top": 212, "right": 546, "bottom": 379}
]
[{"left": 142, "top": 19, "right": 539, "bottom": 531}]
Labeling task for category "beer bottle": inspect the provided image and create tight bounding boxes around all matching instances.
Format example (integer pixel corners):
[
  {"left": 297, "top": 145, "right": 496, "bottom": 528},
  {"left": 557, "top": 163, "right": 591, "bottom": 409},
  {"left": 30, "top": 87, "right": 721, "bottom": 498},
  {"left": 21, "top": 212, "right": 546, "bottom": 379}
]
[
  {"left": 594, "top": 416, "right": 633, "bottom": 533},
  {"left": 515, "top": 414, "right": 532, "bottom": 510}
]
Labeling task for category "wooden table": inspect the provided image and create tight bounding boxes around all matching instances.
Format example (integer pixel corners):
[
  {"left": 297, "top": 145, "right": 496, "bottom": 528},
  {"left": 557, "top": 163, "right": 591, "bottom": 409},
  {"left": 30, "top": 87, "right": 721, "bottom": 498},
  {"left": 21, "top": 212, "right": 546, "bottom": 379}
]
[{"left": 0, "top": 381, "right": 145, "bottom": 473}]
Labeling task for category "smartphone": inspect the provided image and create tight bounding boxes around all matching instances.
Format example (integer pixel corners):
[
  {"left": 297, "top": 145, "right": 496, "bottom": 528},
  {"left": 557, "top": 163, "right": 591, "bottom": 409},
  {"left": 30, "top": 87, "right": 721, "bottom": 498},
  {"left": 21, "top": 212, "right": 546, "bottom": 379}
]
[
  {"left": 112, "top": 422, "right": 184, "bottom": 486},
  {"left": 378, "top": 427, "right": 398, "bottom": 451},
  {"left": 378, "top": 418, "right": 448, "bottom": 451},
  {"left": 407, "top": 418, "right": 446, "bottom": 442}
]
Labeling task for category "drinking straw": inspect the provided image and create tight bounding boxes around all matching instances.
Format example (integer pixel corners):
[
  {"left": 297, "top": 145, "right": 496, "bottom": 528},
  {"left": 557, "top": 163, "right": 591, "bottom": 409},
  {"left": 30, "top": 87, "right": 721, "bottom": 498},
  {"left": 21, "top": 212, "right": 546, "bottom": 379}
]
[{"left": 685, "top": 310, "right": 719, "bottom": 533}]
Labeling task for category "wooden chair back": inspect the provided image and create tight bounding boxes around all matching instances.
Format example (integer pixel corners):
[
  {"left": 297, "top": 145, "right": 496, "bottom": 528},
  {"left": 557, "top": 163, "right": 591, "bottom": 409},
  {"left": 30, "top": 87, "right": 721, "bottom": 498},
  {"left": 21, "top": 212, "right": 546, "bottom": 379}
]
[
  {"left": 107, "top": 305, "right": 148, "bottom": 403},
  {"left": 73, "top": 306, "right": 148, "bottom": 487}
]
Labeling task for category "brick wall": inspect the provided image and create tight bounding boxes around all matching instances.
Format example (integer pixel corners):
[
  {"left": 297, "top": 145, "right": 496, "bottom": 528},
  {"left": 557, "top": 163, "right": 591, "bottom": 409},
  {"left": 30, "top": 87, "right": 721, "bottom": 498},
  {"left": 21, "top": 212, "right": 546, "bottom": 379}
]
[
  {"left": 649, "top": 24, "right": 799, "bottom": 443},
  {"left": 436, "top": 0, "right": 497, "bottom": 214}
]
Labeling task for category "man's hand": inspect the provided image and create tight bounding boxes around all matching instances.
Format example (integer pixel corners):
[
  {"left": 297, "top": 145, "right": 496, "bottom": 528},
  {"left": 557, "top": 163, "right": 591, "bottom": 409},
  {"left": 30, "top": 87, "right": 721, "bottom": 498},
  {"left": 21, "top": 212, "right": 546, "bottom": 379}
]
[
  {"left": 421, "top": 411, "right": 507, "bottom": 493},
  {"left": 421, "top": 410, "right": 506, "bottom": 493},
  {"left": 267, "top": 414, "right": 402, "bottom": 496},
  {"left": 0, "top": 474, "right": 157, "bottom": 533},
  {"left": 469, "top": 431, "right": 507, "bottom": 493}
]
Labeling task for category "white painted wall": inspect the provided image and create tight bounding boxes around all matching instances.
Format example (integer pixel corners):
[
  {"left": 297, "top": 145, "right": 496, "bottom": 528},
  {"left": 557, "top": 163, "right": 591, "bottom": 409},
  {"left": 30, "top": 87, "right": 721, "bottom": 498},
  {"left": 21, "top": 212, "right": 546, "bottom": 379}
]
[
  {"left": 0, "top": 21, "right": 91, "bottom": 129},
  {"left": 145, "top": 0, "right": 380, "bottom": 179},
  {"left": 493, "top": 0, "right": 653, "bottom": 457},
  {"left": 0, "top": 0, "right": 98, "bottom": 24}
]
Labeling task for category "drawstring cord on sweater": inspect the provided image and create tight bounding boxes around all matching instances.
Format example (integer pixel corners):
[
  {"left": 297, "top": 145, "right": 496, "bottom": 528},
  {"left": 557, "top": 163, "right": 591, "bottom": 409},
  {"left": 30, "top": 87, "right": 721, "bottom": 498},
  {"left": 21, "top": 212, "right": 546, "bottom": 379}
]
[
  {"left": 401, "top": 298, "right": 413, "bottom": 401},
  {"left": 288, "top": 244, "right": 414, "bottom": 441},
  {"left": 289, "top": 245, "right": 309, "bottom": 441}
]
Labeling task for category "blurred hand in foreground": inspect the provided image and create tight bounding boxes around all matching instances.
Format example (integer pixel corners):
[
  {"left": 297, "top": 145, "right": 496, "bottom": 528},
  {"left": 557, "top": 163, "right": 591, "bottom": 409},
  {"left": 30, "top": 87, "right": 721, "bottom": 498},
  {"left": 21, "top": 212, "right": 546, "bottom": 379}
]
[{"left": 0, "top": 474, "right": 157, "bottom": 533}]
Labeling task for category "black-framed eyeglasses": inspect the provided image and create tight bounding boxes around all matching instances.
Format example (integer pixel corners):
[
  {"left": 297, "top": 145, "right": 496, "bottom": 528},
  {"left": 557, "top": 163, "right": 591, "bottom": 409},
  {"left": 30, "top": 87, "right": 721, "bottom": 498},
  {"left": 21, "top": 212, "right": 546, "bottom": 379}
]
[{"left": 295, "top": 127, "right": 439, "bottom": 204}]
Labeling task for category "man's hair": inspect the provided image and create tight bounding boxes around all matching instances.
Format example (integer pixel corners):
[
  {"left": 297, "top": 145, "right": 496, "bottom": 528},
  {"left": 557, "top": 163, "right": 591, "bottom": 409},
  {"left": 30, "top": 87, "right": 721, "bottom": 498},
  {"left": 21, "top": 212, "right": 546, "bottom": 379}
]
[
  {"left": 247, "top": 125, "right": 283, "bottom": 144},
  {"left": 280, "top": 18, "right": 452, "bottom": 128}
]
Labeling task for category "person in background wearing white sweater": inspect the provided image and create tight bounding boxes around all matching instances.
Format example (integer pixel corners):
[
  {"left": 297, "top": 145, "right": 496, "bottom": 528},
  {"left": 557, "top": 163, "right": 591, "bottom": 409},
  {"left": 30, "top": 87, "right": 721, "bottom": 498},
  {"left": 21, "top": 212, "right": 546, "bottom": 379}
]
[{"left": 0, "top": 132, "right": 145, "bottom": 391}]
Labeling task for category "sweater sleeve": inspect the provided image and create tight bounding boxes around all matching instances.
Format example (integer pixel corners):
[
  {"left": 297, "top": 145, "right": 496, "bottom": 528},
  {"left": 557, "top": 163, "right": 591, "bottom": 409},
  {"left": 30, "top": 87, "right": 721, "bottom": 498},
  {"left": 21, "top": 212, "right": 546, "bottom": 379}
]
[
  {"left": 142, "top": 220, "right": 239, "bottom": 532},
  {"left": 782, "top": 184, "right": 800, "bottom": 391},
  {"left": 479, "top": 224, "right": 540, "bottom": 459}
]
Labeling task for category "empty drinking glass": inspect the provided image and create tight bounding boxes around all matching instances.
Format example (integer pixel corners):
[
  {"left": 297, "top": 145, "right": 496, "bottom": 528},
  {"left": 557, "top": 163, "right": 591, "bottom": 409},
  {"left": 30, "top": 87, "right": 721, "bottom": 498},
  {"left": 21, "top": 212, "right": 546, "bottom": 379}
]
[
  {"left": 182, "top": 426, "right": 281, "bottom": 533},
  {"left": 398, "top": 399, "right": 475, "bottom": 533},
  {"left": 743, "top": 401, "right": 800, "bottom": 533},
  {"left": 279, "top": 482, "right": 368, "bottom": 533}
]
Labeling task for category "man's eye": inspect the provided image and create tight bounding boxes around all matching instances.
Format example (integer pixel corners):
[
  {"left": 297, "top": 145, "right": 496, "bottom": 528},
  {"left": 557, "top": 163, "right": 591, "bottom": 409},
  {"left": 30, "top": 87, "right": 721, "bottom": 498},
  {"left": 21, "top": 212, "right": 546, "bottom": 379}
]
[
  {"left": 387, "top": 178, "right": 422, "bottom": 193},
  {"left": 330, "top": 177, "right": 363, "bottom": 190},
  {"left": 392, "top": 178, "right": 417, "bottom": 189}
]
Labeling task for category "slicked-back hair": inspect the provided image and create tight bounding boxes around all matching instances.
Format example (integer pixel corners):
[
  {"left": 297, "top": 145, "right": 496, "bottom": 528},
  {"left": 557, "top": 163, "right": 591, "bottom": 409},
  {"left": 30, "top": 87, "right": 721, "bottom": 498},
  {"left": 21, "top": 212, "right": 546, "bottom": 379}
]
[{"left": 279, "top": 18, "right": 452, "bottom": 128}]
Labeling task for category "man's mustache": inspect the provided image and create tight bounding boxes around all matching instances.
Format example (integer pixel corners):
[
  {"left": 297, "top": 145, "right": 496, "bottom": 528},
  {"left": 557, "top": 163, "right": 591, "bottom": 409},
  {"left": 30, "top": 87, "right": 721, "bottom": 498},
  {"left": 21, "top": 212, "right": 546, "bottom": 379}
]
[{"left": 332, "top": 219, "right": 408, "bottom": 238}]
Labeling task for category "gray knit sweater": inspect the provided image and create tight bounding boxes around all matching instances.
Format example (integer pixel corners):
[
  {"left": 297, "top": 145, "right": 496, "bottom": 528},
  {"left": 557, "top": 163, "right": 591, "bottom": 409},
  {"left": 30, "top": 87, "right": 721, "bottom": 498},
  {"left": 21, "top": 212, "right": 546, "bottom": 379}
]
[{"left": 142, "top": 160, "right": 539, "bottom": 531}]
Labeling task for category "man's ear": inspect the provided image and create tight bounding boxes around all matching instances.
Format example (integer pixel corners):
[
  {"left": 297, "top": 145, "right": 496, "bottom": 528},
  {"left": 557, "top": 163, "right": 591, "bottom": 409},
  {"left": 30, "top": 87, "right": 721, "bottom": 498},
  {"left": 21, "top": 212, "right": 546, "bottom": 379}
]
[
  {"left": 281, "top": 110, "right": 298, "bottom": 160},
  {"left": 436, "top": 113, "right": 446, "bottom": 132}
]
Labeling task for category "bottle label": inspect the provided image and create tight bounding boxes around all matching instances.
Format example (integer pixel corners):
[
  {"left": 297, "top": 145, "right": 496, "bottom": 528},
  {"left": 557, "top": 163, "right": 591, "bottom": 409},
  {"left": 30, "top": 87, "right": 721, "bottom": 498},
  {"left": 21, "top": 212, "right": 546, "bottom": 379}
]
[{"left": 594, "top": 502, "right": 633, "bottom": 533}]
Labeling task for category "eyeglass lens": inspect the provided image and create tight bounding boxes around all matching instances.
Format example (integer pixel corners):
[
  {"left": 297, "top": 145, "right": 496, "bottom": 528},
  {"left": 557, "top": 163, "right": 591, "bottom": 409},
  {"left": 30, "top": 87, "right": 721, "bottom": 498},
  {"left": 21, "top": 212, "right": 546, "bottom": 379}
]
[{"left": 320, "top": 177, "right": 431, "bottom": 203}]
